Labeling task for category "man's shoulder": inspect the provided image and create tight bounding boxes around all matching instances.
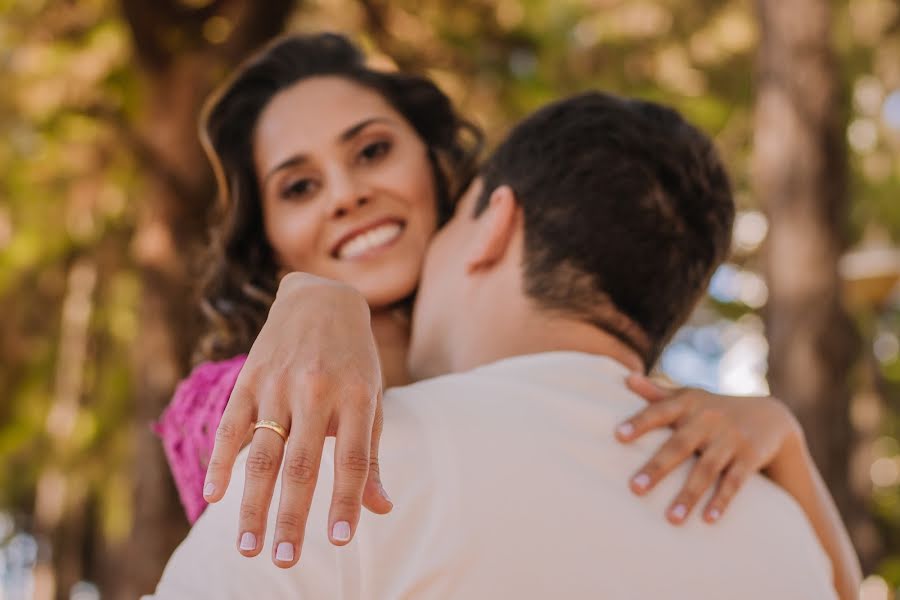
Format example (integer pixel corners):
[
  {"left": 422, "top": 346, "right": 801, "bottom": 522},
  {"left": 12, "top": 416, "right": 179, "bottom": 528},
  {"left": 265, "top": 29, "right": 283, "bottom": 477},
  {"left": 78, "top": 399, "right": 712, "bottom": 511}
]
[{"left": 387, "top": 351, "right": 637, "bottom": 404}]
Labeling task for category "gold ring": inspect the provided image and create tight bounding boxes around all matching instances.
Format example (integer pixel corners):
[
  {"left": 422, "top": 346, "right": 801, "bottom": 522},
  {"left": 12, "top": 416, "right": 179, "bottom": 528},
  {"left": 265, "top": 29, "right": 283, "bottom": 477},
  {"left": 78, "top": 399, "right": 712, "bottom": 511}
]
[{"left": 254, "top": 419, "right": 289, "bottom": 442}]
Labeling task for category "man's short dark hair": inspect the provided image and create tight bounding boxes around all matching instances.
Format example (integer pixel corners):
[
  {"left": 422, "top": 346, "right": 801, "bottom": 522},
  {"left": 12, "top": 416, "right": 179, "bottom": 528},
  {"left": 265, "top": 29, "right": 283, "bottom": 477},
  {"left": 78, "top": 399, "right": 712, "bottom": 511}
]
[{"left": 476, "top": 91, "right": 734, "bottom": 367}]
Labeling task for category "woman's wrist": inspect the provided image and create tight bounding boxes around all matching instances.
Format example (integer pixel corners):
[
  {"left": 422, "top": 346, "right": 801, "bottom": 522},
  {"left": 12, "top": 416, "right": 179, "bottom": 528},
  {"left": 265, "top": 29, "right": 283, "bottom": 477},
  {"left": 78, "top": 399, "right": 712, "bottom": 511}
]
[
  {"left": 763, "top": 407, "right": 816, "bottom": 504},
  {"left": 278, "top": 272, "right": 370, "bottom": 315},
  {"left": 762, "top": 400, "right": 808, "bottom": 481}
]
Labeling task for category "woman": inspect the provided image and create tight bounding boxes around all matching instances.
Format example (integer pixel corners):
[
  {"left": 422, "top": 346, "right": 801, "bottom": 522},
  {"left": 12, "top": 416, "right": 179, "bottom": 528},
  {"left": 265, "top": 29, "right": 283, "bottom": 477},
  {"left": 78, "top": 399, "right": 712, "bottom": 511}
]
[{"left": 156, "top": 32, "right": 859, "bottom": 597}]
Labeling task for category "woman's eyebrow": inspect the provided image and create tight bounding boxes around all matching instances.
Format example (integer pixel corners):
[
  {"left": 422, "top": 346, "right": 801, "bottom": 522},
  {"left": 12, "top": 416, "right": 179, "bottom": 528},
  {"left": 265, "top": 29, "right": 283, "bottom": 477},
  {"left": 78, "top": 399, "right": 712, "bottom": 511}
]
[
  {"left": 263, "top": 117, "right": 396, "bottom": 186},
  {"left": 263, "top": 155, "right": 308, "bottom": 186},
  {"left": 339, "top": 116, "right": 395, "bottom": 142}
]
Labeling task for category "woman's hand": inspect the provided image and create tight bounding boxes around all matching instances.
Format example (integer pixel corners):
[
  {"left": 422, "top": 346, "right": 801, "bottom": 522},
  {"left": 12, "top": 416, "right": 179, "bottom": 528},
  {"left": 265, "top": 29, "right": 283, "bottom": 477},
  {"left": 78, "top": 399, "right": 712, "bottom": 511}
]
[
  {"left": 202, "top": 272, "right": 393, "bottom": 568},
  {"left": 616, "top": 373, "right": 802, "bottom": 525}
]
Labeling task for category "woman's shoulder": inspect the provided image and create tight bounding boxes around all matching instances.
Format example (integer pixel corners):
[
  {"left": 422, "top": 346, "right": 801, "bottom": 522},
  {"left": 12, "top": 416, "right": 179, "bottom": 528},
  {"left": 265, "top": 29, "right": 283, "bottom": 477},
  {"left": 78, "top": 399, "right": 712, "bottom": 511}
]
[
  {"left": 154, "top": 353, "right": 247, "bottom": 524},
  {"left": 178, "top": 354, "right": 248, "bottom": 400},
  {"left": 157, "top": 354, "right": 248, "bottom": 428}
]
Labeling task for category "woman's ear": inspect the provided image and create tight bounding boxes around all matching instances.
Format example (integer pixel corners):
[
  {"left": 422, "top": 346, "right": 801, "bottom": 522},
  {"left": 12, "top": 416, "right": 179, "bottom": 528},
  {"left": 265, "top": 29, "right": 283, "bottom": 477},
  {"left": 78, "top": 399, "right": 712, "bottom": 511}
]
[{"left": 466, "top": 185, "right": 519, "bottom": 273}]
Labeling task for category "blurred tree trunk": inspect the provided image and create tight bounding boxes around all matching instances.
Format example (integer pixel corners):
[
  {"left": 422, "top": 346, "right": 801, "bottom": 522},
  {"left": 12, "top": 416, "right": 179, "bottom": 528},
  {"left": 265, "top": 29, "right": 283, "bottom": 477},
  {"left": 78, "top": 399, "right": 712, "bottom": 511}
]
[
  {"left": 753, "top": 0, "right": 874, "bottom": 567},
  {"left": 110, "top": 1, "right": 295, "bottom": 597}
]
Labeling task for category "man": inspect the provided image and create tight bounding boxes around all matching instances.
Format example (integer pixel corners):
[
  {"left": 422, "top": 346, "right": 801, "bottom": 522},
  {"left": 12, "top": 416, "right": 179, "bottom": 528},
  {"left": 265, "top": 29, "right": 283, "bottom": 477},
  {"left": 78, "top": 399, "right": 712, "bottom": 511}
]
[{"left": 147, "top": 92, "right": 841, "bottom": 599}]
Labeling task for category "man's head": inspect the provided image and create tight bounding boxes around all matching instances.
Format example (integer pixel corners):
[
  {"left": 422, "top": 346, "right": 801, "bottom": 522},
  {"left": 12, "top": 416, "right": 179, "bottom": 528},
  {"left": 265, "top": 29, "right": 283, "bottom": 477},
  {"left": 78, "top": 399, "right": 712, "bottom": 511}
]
[{"left": 409, "top": 91, "right": 734, "bottom": 379}]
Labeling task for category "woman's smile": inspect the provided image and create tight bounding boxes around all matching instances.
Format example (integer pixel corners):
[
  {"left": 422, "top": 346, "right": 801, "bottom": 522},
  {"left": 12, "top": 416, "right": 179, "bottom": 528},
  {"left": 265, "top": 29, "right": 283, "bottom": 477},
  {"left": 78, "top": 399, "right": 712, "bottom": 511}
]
[{"left": 331, "top": 217, "right": 406, "bottom": 261}]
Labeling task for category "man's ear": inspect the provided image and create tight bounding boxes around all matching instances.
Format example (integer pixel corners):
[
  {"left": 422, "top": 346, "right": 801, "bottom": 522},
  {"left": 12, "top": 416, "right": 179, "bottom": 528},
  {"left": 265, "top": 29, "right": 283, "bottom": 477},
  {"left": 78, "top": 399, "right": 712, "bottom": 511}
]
[{"left": 466, "top": 185, "right": 519, "bottom": 273}]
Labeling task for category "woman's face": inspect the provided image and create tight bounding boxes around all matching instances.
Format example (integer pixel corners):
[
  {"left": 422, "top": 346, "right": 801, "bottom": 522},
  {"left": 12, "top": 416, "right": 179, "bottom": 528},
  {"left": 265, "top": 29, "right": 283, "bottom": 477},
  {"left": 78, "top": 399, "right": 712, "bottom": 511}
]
[{"left": 253, "top": 76, "right": 438, "bottom": 309}]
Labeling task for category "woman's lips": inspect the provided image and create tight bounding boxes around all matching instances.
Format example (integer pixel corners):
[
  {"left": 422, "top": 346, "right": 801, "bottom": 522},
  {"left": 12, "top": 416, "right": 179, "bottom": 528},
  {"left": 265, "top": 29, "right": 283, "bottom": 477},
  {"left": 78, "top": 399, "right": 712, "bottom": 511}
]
[{"left": 332, "top": 218, "right": 406, "bottom": 260}]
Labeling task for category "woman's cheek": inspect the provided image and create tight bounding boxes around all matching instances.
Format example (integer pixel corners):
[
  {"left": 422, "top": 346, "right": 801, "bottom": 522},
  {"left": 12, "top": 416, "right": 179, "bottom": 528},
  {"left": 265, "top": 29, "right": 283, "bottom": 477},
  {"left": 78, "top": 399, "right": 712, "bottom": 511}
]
[{"left": 266, "top": 209, "right": 321, "bottom": 271}]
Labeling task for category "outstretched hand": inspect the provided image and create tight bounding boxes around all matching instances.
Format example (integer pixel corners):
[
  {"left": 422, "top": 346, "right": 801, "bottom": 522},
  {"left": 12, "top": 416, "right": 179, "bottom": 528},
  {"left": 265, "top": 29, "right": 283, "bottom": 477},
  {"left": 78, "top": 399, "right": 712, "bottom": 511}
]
[
  {"left": 616, "top": 373, "right": 802, "bottom": 525},
  {"left": 202, "top": 273, "right": 393, "bottom": 568}
]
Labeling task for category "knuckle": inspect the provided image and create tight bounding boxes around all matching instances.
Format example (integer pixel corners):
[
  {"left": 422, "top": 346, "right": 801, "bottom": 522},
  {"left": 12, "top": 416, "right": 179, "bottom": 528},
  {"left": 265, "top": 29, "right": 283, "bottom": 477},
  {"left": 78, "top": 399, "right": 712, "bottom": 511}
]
[
  {"left": 276, "top": 510, "right": 306, "bottom": 532},
  {"left": 297, "top": 365, "right": 335, "bottom": 397},
  {"left": 663, "top": 405, "right": 683, "bottom": 422},
  {"left": 332, "top": 492, "right": 361, "bottom": 511},
  {"left": 239, "top": 503, "right": 263, "bottom": 522},
  {"left": 678, "top": 489, "right": 698, "bottom": 505},
  {"left": 339, "top": 449, "right": 371, "bottom": 476},
  {"left": 729, "top": 461, "right": 748, "bottom": 479},
  {"left": 722, "top": 468, "right": 746, "bottom": 494},
  {"left": 215, "top": 422, "right": 241, "bottom": 444},
  {"left": 372, "top": 408, "right": 385, "bottom": 433},
  {"left": 642, "top": 459, "right": 663, "bottom": 477},
  {"left": 246, "top": 448, "right": 279, "bottom": 478},
  {"left": 230, "top": 381, "right": 256, "bottom": 403},
  {"left": 719, "top": 481, "right": 738, "bottom": 499},
  {"left": 696, "top": 458, "right": 720, "bottom": 479},
  {"left": 663, "top": 401, "right": 683, "bottom": 418},
  {"left": 206, "top": 456, "right": 228, "bottom": 474},
  {"left": 666, "top": 435, "right": 693, "bottom": 457},
  {"left": 283, "top": 453, "right": 318, "bottom": 486},
  {"left": 631, "top": 412, "right": 652, "bottom": 428},
  {"left": 741, "top": 449, "right": 761, "bottom": 466},
  {"left": 336, "top": 380, "right": 378, "bottom": 417}
]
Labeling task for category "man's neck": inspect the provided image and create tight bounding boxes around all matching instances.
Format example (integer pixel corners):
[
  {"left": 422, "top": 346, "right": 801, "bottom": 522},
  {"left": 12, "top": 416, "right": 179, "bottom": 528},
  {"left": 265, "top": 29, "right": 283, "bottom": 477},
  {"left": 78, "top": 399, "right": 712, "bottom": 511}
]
[
  {"left": 447, "top": 292, "right": 645, "bottom": 376},
  {"left": 370, "top": 308, "right": 412, "bottom": 388}
]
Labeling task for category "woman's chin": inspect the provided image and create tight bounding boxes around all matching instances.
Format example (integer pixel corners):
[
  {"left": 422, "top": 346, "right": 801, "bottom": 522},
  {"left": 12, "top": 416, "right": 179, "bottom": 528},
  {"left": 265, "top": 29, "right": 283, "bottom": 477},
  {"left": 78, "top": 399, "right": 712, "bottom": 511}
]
[{"left": 356, "top": 274, "right": 420, "bottom": 311}]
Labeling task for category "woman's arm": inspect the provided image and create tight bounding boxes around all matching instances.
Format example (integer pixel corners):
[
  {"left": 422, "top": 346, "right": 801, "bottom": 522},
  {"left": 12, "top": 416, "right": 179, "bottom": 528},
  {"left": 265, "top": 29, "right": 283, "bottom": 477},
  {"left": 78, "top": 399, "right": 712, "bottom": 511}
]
[
  {"left": 765, "top": 430, "right": 862, "bottom": 600},
  {"left": 202, "top": 272, "right": 393, "bottom": 569},
  {"left": 620, "top": 375, "right": 861, "bottom": 600}
]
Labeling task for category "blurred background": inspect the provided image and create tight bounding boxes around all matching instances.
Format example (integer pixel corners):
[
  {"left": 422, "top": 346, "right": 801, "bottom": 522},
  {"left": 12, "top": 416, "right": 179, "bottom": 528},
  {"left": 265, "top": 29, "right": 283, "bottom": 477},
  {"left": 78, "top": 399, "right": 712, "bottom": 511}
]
[{"left": 0, "top": 0, "right": 898, "bottom": 598}]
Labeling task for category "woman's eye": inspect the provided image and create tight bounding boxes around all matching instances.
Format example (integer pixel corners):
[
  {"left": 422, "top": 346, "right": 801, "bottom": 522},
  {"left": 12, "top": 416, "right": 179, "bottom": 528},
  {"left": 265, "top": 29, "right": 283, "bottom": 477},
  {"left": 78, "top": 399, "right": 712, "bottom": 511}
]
[
  {"left": 281, "top": 178, "right": 316, "bottom": 199},
  {"left": 359, "top": 140, "right": 391, "bottom": 163}
]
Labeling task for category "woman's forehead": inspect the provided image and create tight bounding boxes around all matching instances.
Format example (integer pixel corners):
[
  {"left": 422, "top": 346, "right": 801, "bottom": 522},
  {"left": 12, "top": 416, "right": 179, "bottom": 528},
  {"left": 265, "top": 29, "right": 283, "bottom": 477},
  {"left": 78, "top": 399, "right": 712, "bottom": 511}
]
[
  {"left": 259, "top": 77, "right": 400, "bottom": 137},
  {"left": 253, "top": 76, "right": 411, "bottom": 167}
]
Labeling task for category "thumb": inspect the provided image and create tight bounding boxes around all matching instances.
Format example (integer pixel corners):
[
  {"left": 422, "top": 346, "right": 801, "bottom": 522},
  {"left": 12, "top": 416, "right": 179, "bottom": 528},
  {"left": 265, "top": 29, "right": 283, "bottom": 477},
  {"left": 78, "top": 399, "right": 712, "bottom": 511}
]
[
  {"left": 361, "top": 399, "right": 393, "bottom": 515},
  {"left": 625, "top": 372, "right": 671, "bottom": 404}
]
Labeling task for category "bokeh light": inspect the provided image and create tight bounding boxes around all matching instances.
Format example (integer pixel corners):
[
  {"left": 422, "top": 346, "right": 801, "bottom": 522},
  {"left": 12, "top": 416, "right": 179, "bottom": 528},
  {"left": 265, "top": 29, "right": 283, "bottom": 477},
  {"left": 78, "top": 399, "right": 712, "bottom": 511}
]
[
  {"left": 732, "top": 210, "right": 768, "bottom": 255},
  {"left": 859, "top": 574, "right": 891, "bottom": 600},
  {"left": 883, "top": 90, "right": 900, "bottom": 131},
  {"left": 849, "top": 118, "right": 879, "bottom": 153}
]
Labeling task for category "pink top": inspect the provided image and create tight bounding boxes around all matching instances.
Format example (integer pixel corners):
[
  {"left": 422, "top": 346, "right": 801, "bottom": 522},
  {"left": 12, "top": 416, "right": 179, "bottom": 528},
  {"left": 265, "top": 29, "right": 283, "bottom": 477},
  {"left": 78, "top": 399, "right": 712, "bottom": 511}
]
[{"left": 154, "top": 354, "right": 248, "bottom": 523}]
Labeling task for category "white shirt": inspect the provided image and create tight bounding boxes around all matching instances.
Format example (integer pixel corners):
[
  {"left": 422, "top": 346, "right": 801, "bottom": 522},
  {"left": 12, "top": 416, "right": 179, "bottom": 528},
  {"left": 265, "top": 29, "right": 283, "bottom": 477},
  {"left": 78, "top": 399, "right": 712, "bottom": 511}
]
[{"left": 147, "top": 352, "right": 836, "bottom": 599}]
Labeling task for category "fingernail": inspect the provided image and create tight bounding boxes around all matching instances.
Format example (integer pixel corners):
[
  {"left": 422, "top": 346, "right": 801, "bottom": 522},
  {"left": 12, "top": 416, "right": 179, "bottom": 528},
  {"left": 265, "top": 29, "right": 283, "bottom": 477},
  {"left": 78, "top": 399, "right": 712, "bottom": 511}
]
[
  {"left": 203, "top": 482, "right": 216, "bottom": 497},
  {"left": 632, "top": 473, "right": 651, "bottom": 491},
  {"left": 707, "top": 508, "right": 721, "bottom": 522},
  {"left": 275, "top": 542, "right": 294, "bottom": 562},
  {"left": 239, "top": 532, "right": 257, "bottom": 551},
  {"left": 380, "top": 484, "right": 393, "bottom": 505},
  {"left": 616, "top": 423, "right": 634, "bottom": 438},
  {"left": 332, "top": 521, "right": 351, "bottom": 542},
  {"left": 670, "top": 504, "right": 687, "bottom": 521}
]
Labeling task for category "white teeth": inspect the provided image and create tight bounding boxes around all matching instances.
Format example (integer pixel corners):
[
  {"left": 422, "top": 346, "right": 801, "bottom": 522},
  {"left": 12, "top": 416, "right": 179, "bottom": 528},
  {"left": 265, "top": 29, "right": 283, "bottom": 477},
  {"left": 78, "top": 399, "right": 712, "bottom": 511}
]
[{"left": 337, "top": 222, "right": 403, "bottom": 259}]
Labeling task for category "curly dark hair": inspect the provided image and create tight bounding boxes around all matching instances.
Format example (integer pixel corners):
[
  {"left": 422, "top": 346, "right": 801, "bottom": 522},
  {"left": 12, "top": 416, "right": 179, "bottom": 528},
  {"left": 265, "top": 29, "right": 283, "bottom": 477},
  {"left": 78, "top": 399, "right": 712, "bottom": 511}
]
[{"left": 196, "top": 32, "right": 483, "bottom": 362}]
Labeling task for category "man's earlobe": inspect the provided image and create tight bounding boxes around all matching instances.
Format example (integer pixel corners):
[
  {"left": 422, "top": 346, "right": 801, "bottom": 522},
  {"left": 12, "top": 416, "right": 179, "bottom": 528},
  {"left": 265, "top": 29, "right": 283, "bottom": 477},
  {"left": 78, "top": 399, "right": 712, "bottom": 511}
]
[{"left": 466, "top": 185, "right": 518, "bottom": 273}]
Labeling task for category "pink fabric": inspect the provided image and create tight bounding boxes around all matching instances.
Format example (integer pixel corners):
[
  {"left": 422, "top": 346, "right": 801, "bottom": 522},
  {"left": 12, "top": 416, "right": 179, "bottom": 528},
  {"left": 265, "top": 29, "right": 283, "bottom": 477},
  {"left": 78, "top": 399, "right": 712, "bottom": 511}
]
[{"left": 154, "top": 354, "right": 248, "bottom": 524}]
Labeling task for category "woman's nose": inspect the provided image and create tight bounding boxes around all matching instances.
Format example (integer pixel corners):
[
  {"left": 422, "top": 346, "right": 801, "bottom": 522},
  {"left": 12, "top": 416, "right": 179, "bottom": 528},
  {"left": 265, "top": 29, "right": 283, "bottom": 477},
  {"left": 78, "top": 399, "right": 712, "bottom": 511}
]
[
  {"left": 332, "top": 195, "right": 369, "bottom": 218},
  {"left": 328, "top": 176, "right": 371, "bottom": 218}
]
